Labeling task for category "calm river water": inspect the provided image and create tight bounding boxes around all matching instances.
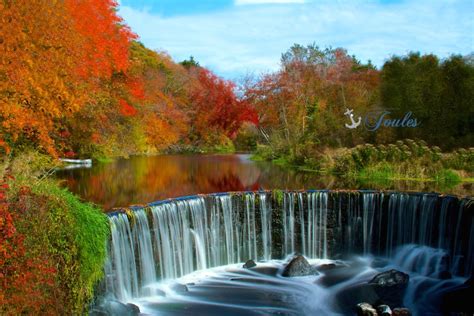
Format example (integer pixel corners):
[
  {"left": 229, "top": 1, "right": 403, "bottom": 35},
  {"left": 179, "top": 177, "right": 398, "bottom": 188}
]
[{"left": 55, "top": 154, "right": 472, "bottom": 210}]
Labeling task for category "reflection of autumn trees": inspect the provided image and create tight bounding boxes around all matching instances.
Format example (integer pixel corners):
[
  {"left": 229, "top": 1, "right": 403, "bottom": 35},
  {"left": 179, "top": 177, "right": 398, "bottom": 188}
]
[
  {"left": 57, "top": 155, "right": 473, "bottom": 209},
  {"left": 58, "top": 155, "right": 263, "bottom": 209}
]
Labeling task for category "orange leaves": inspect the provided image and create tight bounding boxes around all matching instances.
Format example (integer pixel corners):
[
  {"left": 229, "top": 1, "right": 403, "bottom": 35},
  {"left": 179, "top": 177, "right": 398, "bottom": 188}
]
[
  {"left": 144, "top": 115, "right": 180, "bottom": 150},
  {"left": 0, "top": 0, "right": 137, "bottom": 156},
  {"left": 1, "top": 0, "right": 254, "bottom": 156}
]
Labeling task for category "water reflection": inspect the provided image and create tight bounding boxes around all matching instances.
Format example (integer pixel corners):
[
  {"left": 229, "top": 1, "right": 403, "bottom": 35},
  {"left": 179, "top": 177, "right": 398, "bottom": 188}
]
[{"left": 55, "top": 154, "right": 472, "bottom": 210}]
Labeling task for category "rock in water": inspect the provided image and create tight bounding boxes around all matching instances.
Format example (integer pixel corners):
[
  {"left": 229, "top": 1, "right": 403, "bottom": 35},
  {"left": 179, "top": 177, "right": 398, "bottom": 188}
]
[
  {"left": 126, "top": 303, "right": 141, "bottom": 315},
  {"left": 370, "top": 269, "right": 409, "bottom": 287},
  {"left": 377, "top": 304, "right": 392, "bottom": 315},
  {"left": 369, "top": 269, "right": 409, "bottom": 308},
  {"left": 392, "top": 307, "right": 411, "bottom": 316},
  {"left": 243, "top": 259, "right": 257, "bottom": 269},
  {"left": 441, "top": 276, "right": 474, "bottom": 313},
  {"left": 282, "top": 255, "right": 314, "bottom": 277},
  {"left": 356, "top": 302, "right": 378, "bottom": 316},
  {"left": 438, "top": 270, "right": 452, "bottom": 280},
  {"left": 90, "top": 298, "right": 140, "bottom": 316},
  {"left": 170, "top": 283, "right": 189, "bottom": 293}
]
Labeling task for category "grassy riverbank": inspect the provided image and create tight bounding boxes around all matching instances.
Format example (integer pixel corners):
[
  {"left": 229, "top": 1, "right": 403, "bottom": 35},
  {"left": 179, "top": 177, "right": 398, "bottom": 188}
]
[
  {"left": 1, "top": 151, "right": 109, "bottom": 315},
  {"left": 253, "top": 139, "right": 474, "bottom": 185}
]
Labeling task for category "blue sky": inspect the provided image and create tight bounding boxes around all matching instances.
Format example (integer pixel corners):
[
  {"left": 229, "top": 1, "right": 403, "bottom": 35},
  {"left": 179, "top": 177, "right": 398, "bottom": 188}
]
[{"left": 118, "top": 0, "right": 474, "bottom": 80}]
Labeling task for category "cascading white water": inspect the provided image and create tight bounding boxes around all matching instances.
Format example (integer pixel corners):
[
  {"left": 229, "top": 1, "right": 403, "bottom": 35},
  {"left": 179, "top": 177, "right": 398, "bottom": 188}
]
[{"left": 104, "top": 190, "right": 473, "bottom": 314}]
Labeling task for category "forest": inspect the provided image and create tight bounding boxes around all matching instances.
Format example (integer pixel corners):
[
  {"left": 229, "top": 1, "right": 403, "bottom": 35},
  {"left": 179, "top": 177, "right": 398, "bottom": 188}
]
[{"left": 0, "top": 0, "right": 472, "bottom": 314}]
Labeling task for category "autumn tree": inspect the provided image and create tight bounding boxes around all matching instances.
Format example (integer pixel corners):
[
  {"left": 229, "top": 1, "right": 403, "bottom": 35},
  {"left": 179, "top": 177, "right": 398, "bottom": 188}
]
[
  {"left": 189, "top": 68, "right": 257, "bottom": 145},
  {"left": 245, "top": 44, "right": 379, "bottom": 163},
  {"left": 0, "top": 0, "right": 84, "bottom": 156}
]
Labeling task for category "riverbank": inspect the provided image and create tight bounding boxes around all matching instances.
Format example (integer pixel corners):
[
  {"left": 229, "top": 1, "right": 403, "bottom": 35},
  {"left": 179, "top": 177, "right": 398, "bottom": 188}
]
[
  {"left": 252, "top": 139, "right": 474, "bottom": 186},
  {"left": 1, "top": 151, "right": 109, "bottom": 314}
]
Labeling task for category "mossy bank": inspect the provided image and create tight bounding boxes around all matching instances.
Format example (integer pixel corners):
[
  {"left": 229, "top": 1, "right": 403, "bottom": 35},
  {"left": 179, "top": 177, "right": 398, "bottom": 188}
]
[{"left": 1, "top": 151, "right": 109, "bottom": 315}]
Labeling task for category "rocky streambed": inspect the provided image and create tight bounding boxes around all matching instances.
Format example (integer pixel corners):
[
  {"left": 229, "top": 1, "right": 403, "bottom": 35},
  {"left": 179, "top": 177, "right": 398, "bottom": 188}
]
[{"left": 92, "top": 251, "right": 473, "bottom": 315}]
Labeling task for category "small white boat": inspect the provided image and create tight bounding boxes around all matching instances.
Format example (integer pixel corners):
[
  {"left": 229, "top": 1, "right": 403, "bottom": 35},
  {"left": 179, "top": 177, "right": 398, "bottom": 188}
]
[{"left": 59, "top": 158, "right": 92, "bottom": 165}]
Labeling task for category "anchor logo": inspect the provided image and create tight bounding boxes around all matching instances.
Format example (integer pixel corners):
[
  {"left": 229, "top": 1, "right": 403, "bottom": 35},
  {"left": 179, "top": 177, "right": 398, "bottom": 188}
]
[{"left": 344, "top": 108, "right": 361, "bottom": 129}]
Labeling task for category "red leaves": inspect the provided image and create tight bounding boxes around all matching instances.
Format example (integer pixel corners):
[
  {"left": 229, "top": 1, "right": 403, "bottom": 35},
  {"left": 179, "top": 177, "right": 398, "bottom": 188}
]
[
  {"left": 119, "top": 99, "right": 137, "bottom": 117},
  {"left": 65, "top": 0, "right": 136, "bottom": 78},
  {"left": 190, "top": 68, "right": 258, "bottom": 139},
  {"left": 0, "top": 175, "right": 57, "bottom": 314}
]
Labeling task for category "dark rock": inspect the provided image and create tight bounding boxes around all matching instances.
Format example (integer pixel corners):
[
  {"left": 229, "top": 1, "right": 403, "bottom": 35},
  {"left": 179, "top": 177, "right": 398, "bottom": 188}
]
[
  {"left": 315, "top": 263, "right": 337, "bottom": 272},
  {"left": 154, "top": 289, "right": 166, "bottom": 297},
  {"left": 392, "top": 307, "right": 411, "bottom": 316},
  {"left": 89, "top": 309, "right": 108, "bottom": 316},
  {"left": 335, "top": 269, "right": 409, "bottom": 313},
  {"left": 317, "top": 260, "right": 370, "bottom": 287},
  {"left": 90, "top": 299, "right": 140, "bottom": 316},
  {"left": 314, "top": 261, "right": 349, "bottom": 273},
  {"left": 441, "top": 277, "right": 474, "bottom": 313},
  {"left": 249, "top": 265, "right": 280, "bottom": 276},
  {"left": 369, "top": 269, "right": 409, "bottom": 308},
  {"left": 438, "top": 270, "right": 452, "bottom": 280},
  {"left": 243, "top": 259, "right": 257, "bottom": 269},
  {"left": 170, "top": 283, "right": 189, "bottom": 293},
  {"left": 356, "top": 302, "right": 377, "bottom": 316},
  {"left": 126, "top": 303, "right": 140, "bottom": 315},
  {"left": 282, "top": 255, "right": 316, "bottom": 277},
  {"left": 377, "top": 304, "right": 392, "bottom": 316},
  {"left": 335, "top": 283, "right": 380, "bottom": 313},
  {"left": 369, "top": 269, "right": 409, "bottom": 287}
]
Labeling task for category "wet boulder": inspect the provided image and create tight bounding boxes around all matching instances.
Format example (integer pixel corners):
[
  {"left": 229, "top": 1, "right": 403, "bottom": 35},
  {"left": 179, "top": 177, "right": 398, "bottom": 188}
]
[
  {"left": 438, "top": 270, "right": 452, "bottom": 280},
  {"left": 369, "top": 269, "right": 409, "bottom": 308},
  {"left": 282, "top": 255, "right": 317, "bottom": 277},
  {"left": 170, "top": 283, "right": 189, "bottom": 293},
  {"left": 243, "top": 259, "right": 257, "bottom": 269},
  {"left": 314, "top": 263, "right": 337, "bottom": 272},
  {"left": 126, "top": 304, "right": 141, "bottom": 315},
  {"left": 356, "top": 302, "right": 377, "bottom": 316},
  {"left": 377, "top": 304, "right": 392, "bottom": 316},
  {"left": 441, "top": 277, "right": 474, "bottom": 313},
  {"left": 369, "top": 269, "right": 409, "bottom": 287},
  {"left": 335, "top": 269, "right": 409, "bottom": 313},
  {"left": 314, "top": 260, "right": 349, "bottom": 273},
  {"left": 335, "top": 283, "right": 380, "bottom": 313},
  {"left": 392, "top": 307, "right": 411, "bottom": 316},
  {"left": 316, "top": 259, "right": 369, "bottom": 287},
  {"left": 90, "top": 298, "right": 140, "bottom": 316}
]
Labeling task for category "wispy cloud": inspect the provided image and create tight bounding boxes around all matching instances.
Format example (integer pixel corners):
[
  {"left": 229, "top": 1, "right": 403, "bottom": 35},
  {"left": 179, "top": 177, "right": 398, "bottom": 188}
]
[{"left": 118, "top": 0, "right": 473, "bottom": 79}]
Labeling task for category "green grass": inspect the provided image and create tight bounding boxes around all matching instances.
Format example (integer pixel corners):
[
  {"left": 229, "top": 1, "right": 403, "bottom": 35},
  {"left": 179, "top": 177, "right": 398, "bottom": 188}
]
[{"left": 95, "top": 156, "right": 114, "bottom": 163}]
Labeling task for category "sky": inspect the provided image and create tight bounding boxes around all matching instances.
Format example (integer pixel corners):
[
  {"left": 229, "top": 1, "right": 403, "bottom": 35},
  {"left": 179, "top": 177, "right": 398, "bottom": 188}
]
[{"left": 118, "top": 0, "right": 474, "bottom": 80}]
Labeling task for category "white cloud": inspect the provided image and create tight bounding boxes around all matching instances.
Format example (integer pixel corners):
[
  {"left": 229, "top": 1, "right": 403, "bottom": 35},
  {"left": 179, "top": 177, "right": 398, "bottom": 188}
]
[{"left": 118, "top": 0, "right": 473, "bottom": 79}]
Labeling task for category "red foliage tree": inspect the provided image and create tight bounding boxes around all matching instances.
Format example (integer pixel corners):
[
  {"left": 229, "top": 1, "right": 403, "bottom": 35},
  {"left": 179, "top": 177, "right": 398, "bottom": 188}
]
[{"left": 190, "top": 68, "right": 257, "bottom": 140}]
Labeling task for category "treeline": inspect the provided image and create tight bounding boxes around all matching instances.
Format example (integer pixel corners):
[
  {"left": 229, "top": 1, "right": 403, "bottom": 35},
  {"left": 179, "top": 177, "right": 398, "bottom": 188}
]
[
  {"left": 0, "top": 0, "right": 256, "bottom": 159},
  {"left": 245, "top": 44, "right": 473, "bottom": 166}
]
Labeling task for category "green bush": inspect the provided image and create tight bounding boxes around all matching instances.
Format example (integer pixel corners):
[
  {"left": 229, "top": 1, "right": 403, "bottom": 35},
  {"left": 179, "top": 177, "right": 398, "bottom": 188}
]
[{"left": 329, "top": 140, "right": 472, "bottom": 182}]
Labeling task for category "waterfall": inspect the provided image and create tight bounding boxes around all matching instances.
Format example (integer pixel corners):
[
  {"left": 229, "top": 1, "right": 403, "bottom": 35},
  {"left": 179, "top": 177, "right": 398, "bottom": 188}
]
[{"left": 105, "top": 191, "right": 473, "bottom": 302}]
